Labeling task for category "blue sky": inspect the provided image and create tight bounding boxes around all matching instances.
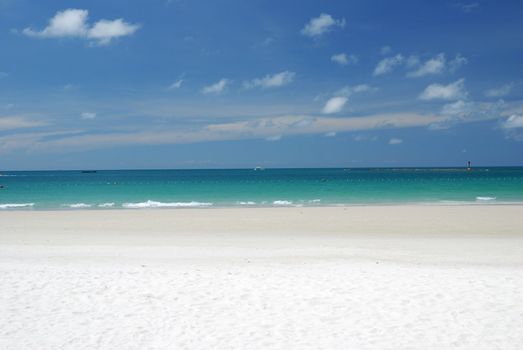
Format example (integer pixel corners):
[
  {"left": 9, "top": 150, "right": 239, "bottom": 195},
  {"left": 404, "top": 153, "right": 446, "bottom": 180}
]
[{"left": 0, "top": 0, "right": 522, "bottom": 170}]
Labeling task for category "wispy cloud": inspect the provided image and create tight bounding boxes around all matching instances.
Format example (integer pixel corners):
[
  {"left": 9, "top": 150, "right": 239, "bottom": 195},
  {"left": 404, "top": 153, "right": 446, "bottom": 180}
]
[
  {"left": 380, "top": 46, "right": 392, "bottom": 55},
  {"left": 453, "top": 2, "right": 479, "bottom": 13},
  {"left": 373, "top": 54, "right": 404, "bottom": 76},
  {"left": 22, "top": 9, "right": 140, "bottom": 45},
  {"left": 202, "top": 79, "right": 229, "bottom": 94},
  {"left": 0, "top": 116, "right": 46, "bottom": 131},
  {"left": 331, "top": 53, "right": 358, "bottom": 66},
  {"left": 485, "top": 83, "right": 514, "bottom": 97},
  {"left": 419, "top": 79, "right": 467, "bottom": 100},
  {"left": 0, "top": 72, "right": 8, "bottom": 78},
  {"left": 388, "top": 138, "right": 403, "bottom": 145},
  {"left": 243, "top": 71, "right": 295, "bottom": 89},
  {"left": 301, "top": 13, "right": 345, "bottom": 38},
  {"left": 168, "top": 79, "right": 184, "bottom": 90},
  {"left": 81, "top": 112, "right": 96, "bottom": 119}
]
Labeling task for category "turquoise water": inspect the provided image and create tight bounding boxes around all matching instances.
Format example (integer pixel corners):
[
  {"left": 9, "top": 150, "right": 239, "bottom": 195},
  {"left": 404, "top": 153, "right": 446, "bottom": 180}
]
[{"left": 0, "top": 167, "right": 522, "bottom": 209}]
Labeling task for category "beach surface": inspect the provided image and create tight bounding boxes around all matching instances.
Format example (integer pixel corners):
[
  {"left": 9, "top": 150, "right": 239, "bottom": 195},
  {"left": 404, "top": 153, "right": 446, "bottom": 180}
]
[{"left": 1, "top": 205, "right": 523, "bottom": 349}]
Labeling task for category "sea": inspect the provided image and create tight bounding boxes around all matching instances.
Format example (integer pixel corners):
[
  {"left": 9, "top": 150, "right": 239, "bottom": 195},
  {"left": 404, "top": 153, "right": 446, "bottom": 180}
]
[{"left": 1, "top": 167, "right": 522, "bottom": 210}]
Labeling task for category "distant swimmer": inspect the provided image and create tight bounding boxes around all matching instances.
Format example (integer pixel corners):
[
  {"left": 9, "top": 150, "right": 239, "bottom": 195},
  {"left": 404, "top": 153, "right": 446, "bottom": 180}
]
[{"left": 467, "top": 161, "right": 471, "bottom": 171}]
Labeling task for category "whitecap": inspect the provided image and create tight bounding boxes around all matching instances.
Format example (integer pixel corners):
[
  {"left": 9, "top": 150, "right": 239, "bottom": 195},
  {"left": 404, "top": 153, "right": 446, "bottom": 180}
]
[
  {"left": 98, "top": 202, "right": 115, "bottom": 208},
  {"left": 308, "top": 199, "right": 321, "bottom": 203},
  {"left": 237, "top": 201, "right": 256, "bottom": 205},
  {"left": 65, "top": 203, "right": 92, "bottom": 208},
  {"left": 273, "top": 200, "right": 293, "bottom": 206},
  {"left": 476, "top": 196, "right": 496, "bottom": 201},
  {"left": 122, "top": 200, "right": 213, "bottom": 208},
  {"left": 0, "top": 203, "right": 34, "bottom": 209}
]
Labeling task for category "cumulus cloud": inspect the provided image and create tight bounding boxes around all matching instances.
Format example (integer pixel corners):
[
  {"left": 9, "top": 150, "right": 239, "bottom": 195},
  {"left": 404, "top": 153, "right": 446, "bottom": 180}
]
[
  {"left": 81, "top": 112, "right": 96, "bottom": 119},
  {"left": 388, "top": 138, "right": 403, "bottom": 145},
  {"left": 419, "top": 79, "right": 467, "bottom": 100},
  {"left": 301, "top": 13, "right": 345, "bottom": 38},
  {"left": 331, "top": 53, "right": 358, "bottom": 66},
  {"left": 243, "top": 71, "right": 295, "bottom": 89},
  {"left": 202, "top": 79, "right": 229, "bottom": 94},
  {"left": 322, "top": 97, "right": 348, "bottom": 114},
  {"left": 324, "top": 131, "right": 336, "bottom": 137},
  {"left": 407, "top": 53, "right": 446, "bottom": 77},
  {"left": 22, "top": 9, "right": 139, "bottom": 45},
  {"left": 373, "top": 54, "right": 404, "bottom": 76},
  {"left": 485, "top": 83, "right": 513, "bottom": 98}
]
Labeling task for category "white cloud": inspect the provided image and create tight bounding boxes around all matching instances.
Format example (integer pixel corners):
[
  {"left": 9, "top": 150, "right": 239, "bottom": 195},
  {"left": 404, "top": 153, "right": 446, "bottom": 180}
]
[
  {"left": 388, "top": 138, "right": 403, "bottom": 145},
  {"left": 407, "top": 53, "right": 446, "bottom": 77},
  {"left": 88, "top": 18, "right": 140, "bottom": 45},
  {"left": 322, "top": 97, "right": 348, "bottom": 114},
  {"left": 243, "top": 71, "right": 295, "bottom": 89},
  {"left": 168, "top": 79, "right": 184, "bottom": 90},
  {"left": 485, "top": 83, "right": 513, "bottom": 98},
  {"left": 419, "top": 79, "right": 467, "bottom": 100},
  {"left": 441, "top": 100, "right": 474, "bottom": 116},
  {"left": 0, "top": 112, "right": 483, "bottom": 154},
  {"left": 22, "top": 9, "right": 139, "bottom": 45},
  {"left": 335, "top": 84, "right": 374, "bottom": 97},
  {"left": 373, "top": 54, "right": 404, "bottom": 76},
  {"left": 301, "top": 13, "right": 345, "bottom": 38},
  {"left": 501, "top": 115, "right": 523, "bottom": 129},
  {"left": 0, "top": 116, "right": 45, "bottom": 131},
  {"left": 202, "top": 79, "right": 229, "bottom": 94},
  {"left": 331, "top": 53, "right": 358, "bottom": 66},
  {"left": 81, "top": 112, "right": 96, "bottom": 119},
  {"left": 324, "top": 131, "right": 336, "bottom": 137}
]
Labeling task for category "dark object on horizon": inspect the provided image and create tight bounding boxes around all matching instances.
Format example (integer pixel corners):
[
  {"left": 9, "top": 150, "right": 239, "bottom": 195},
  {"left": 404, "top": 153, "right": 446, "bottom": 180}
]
[
  {"left": 81, "top": 170, "right": 97, "bottom": 174},
  {"left": 467, "top": 161, "right": 472, "bottom": 171}
]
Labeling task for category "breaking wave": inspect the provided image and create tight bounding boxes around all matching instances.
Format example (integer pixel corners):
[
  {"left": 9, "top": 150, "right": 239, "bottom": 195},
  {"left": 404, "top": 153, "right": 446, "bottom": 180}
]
[
  {"left": 0, "top": 203, "right": 35, "bottom": 209},
  {"left": 122, "top": 200, "right": 213, "bottom": 208}
]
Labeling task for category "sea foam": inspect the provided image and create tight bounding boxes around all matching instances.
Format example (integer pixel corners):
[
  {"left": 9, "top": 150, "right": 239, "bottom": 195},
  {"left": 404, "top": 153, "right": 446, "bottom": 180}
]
[
  {"left": 122, "top": 200, "right": 213, "bottom": 208},
  {"left": 0, "top": 203, "right": 35, "bottom": 209},
  {"left": 476, "top": 196, "right": 496, "bottom": 201},
  {"left": 273, "top": 200, "right": 293, "bottom": 206},
  {"left": 66, "top": 203, "right": 92, "bottom": 208},
  {"left": 98, "top": 203, "right": 115, "bottom": 208}
]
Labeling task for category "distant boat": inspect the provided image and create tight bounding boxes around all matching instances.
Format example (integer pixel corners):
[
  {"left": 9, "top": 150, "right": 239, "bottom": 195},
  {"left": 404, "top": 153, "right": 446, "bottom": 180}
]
[
  {"left": 81, "top": 170, "right": 97, "bottom": 174},
  {"left": 253, "top": 166, "right": 265, "bottom": 171}
]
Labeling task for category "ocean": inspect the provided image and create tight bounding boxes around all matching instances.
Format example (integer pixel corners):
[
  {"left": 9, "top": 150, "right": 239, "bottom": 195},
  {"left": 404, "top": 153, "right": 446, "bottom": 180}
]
[{"left": 1, "top": 167, "right": 522, "bottom": 209}]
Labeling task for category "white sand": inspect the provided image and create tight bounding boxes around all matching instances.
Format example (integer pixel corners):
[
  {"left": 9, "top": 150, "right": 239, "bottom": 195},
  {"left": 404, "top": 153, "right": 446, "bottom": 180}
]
[{"left": 1, "top": 206, "right": 523, "bottom": 349}]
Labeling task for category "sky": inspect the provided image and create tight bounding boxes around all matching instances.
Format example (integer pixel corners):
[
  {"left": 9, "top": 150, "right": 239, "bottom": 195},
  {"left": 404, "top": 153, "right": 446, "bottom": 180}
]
[{"left": 0, "top": 0, "right": 522, "bottom": 170}]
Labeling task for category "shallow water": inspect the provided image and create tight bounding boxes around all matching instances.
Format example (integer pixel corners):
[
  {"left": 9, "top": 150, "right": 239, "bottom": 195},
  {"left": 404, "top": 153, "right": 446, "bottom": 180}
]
[{"left": 0, "top": 167, "right": 522, "bottom": 209}]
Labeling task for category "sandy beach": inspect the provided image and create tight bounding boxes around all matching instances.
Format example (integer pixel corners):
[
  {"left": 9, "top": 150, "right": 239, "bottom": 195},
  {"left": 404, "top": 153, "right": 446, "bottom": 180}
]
[{"left": 1, "top": 205, "right": 523, "bottom": 349}]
